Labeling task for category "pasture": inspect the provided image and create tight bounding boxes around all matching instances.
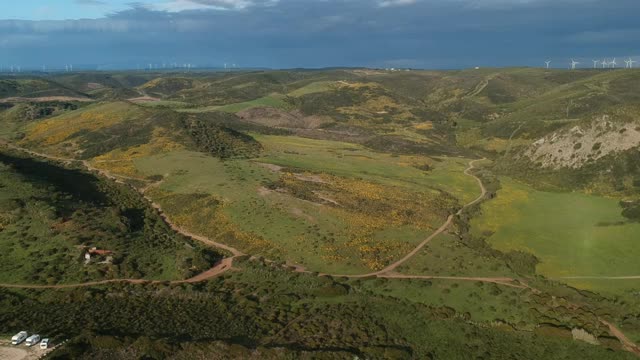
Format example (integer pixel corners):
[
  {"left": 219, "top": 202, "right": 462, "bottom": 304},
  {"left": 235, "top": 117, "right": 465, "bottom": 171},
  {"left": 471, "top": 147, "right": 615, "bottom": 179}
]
[
  {"left": 253, "top": 134, "right": 480, "bottom": 203},
  {"left": 355, "top": 276, "right": 535, "bottom": 325},
  {"left": 287, "top": 81, "right": 335, "bottom": 97},
  {"left": 471, "top": 177, "right": 640, "bottom": 293},
  {"left": 396, "top": 233, "right": 518, "bottom": 278},
  {"left": 134, "top": 135, "right": 479, "bottom": 274},
  {"left": 178, "top": 94, "right": 291, "bottom": 113}
]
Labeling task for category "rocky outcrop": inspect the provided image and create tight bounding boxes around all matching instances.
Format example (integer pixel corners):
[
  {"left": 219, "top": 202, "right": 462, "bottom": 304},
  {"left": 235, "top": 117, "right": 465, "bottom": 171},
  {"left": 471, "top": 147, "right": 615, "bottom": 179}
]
[{"left": 524, "top": 116, "right": 640, "bottom": 169}]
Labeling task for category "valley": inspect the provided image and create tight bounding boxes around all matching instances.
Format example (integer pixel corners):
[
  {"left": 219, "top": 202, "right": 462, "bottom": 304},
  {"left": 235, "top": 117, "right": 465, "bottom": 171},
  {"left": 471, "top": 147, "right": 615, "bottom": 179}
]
[{"left": 1, "top": 68, "right": 640, "bottom": 359}]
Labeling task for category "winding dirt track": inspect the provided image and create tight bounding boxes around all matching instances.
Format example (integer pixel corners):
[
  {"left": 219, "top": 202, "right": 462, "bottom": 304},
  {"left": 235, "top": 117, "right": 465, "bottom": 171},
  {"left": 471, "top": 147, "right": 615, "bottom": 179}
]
[
  {"left": 0, "top": 140, "right": 244, "bottom": 287},
  {"left": 601, "top": 320, "right": 640, "bottom": 356},
  {"left": 2, "top": 141, "right": 640, "bottom": 357},
  {"left": 0, "top": 258, "right": 236, "bottom": 290},
  {"left": 0, "top": 145, "right": 515, "bottom": 288},
  {"left": 323, "top": 158, "right": 489, "bottom": 278}
]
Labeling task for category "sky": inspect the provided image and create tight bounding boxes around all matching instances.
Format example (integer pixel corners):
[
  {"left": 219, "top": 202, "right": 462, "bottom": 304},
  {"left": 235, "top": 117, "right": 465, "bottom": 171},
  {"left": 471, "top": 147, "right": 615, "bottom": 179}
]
[{"left": 1, "top": 0, "right": 639, "bottom": 70}]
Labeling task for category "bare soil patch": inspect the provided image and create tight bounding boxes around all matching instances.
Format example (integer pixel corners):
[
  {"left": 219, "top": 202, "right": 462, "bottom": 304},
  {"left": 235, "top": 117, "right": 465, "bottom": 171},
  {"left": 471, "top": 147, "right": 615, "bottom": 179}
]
[
  {"left": 0, "top": 346, "right": 27, "bottom": 360},
  {"left": 257, "top": 186, "right": 274, "bottom": 196},
  {"left": 294, "top": 173, "right": 327, "bottom": 184},
  {"left": 255, "top": 162, "right": 284, "bottom": 172},
  {"left": 127, "top": 96, "right": 161, "bottom": 103},
  {"left": 86, "top": 82, "right": 104, "bottom": 90},
  {"left": 0, "top": 340, "right": 50, "bottom": 360},
  {"left": 237, "top": 107, "right": 331, "bottom": 129}
]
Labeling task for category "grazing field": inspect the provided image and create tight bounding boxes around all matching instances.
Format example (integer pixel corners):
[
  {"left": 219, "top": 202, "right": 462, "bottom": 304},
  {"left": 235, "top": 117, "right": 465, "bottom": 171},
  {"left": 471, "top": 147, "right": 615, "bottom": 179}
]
[
  {"left": 136, "top": 150, "right": 443, "bottom": 274},
  {"left": 133, "top": 134, "right": 478, "bottom": 274},
  {"left": 356, "top": 277, "right": 536, "bottom": 325},
  {"left": 137, "top": 100, "right": 193, "bottom": 109},
  {"left": 254, "top": 134, "right": 480, "bottom": 204},
  {"left": 396, "top": 233, "right": 518, "bottom": 278},
  {"left": 287, "top": 81, "right": 335, "bottom": 97},
  {"left": 471, "top": 177, "right": 640, "bottom": 293},
  {"left": 4, "top": 69, "right": 640, "bottom": 357},
  {"left": 178, "top": 94, "right": 291, "bottom": 113}
]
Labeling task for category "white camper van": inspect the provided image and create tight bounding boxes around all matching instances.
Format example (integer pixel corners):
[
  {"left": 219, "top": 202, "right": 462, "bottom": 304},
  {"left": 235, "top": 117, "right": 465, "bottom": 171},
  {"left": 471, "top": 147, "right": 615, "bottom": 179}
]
[
  {"left": 40, "top": 338, "right": 50, "bottom": 349},
  {"left": 11, "top": 331, "right": 28, "bottom": 345},
  {"left": 25, "top": 334, "right": 40, "bottom": 347}
]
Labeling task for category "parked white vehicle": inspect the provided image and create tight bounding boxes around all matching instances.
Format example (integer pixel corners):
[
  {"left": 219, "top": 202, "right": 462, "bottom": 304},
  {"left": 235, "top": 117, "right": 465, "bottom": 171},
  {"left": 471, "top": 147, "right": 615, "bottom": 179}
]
[
  {"left": 11, "top": 331, "right": 28, "bottom": 345},
  {"left": 40, "top": 338, "right": 50, "bottom": 349},
  {"left": 25, "top": 334, "right": 40, "bottom": 347}
]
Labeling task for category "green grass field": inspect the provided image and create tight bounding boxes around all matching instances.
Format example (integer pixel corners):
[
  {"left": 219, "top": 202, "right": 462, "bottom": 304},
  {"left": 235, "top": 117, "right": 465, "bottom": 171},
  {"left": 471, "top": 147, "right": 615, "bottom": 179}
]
[
  {"left": 287, "top": 81, "right": 335, "bottom": 97},
  {"left": 254, "top": 134, "right": 480, "bottom": 204},
  {"left": 471, "top": 177, "right": 640, "bottom": 293},
  {"left": 132, "top": 134, "right": 479, "bottom": 274},
  {"left": 135, "top": 150, "right": 441, "bottom": 274},
  {"left": 137, "top": 100, "right": 193, "bottom": 109},
  {"left": 396, "top": 233, "right": 518, "bottom": 278},
  {"left": 178, "top": 94, "right": 291, "bottom": 113},
  {"left": 355, "top": 277, "right": 536, "bottom": 325}
]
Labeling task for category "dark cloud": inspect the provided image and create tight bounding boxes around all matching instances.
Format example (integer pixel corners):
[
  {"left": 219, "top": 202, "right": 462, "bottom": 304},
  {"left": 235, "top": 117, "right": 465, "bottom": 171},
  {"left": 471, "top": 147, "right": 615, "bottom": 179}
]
[{"left": 1, "top": 0, "right": 639, "bottom": 69}]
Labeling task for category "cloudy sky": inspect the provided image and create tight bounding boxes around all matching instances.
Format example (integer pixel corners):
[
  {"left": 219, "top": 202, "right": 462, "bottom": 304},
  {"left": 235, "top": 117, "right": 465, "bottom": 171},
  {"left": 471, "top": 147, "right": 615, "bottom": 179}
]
[{"left": 1, "top": 0, "right": 639, "bottom": 70}]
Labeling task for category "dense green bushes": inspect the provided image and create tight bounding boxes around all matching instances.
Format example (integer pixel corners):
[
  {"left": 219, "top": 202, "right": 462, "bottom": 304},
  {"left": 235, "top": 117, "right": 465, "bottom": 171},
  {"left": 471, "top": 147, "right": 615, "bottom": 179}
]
[
  {"left": 621, "top": 200, "right": 640, "bottom": 222},
  {"left": 1, "top": 260, "right": 635, "bottom": 359},
  {"left": 0, "top": 150, "right": 221, "bottom": 283},
  {"left": 183, "top": 116, "right": 262, "bottom": 159}
]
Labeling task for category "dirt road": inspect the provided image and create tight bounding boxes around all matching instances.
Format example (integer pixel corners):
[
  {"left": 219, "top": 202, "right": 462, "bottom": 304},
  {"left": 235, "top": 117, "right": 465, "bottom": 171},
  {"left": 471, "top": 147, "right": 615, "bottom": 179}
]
[
  {"left": 0, "top": 141, "right": 244, "bottom": 285},
  {"left": 0, "top": 141, "right": 244, "bottom": 256},
  {"left": 0, "top": 145, "right": 514, "bottom": 290},
  {"left": 0, "top": 346, "right": 28, "bottom": 360},
  {"left": 601, "top": 320, "right": 640, "bottom": 356},
  {"left": 3, "top": 142, "right": 640, "bottom": 357},
  {"left": 0, "top": 258, "right": 235, "bottom": 289},
  {"left": 466, "top": 74, "right": 497, "bottom": 98},
  {"left": 325, "top": 158, "right": 487, "bottom": 278}
]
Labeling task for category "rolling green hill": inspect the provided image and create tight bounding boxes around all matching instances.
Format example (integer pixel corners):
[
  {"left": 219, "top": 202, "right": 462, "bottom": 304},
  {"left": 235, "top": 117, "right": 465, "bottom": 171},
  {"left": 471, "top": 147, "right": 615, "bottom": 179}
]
[
  {"left": 0, "top": 149, "right": 221, "bottom": 284},
  {"left": 2, "top": 68, "right": 640, "bottom": 358}
]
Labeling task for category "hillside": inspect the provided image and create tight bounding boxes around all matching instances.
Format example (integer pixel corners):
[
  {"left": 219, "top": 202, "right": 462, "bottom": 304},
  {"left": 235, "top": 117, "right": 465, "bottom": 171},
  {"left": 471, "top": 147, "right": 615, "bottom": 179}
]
[
  {"left": 0, "top": 149, "right": 221, "bottom": 284},
  {"left": 1, "top": 69, "right": 640, "bottom": 359}
]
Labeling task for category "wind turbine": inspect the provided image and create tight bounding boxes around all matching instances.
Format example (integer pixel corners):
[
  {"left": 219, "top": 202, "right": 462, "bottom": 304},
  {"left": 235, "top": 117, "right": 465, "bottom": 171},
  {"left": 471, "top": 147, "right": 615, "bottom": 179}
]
[
  {"left": 625, "top": 59, "right": 630, "bottom": 68},
  {"left": 592, "top": 60, "right": 599, "bottom": 69},
  {"left": 545, "top": 60, "right": 551, "bottom": 69},
  {"left": 570, "top": 59, "right": 580, "bottom": 70},
  {"left": 628, "top": 57, "right": 636, "bottom": 69},
  {"left": 610, "top": 58, "right": 617, "bottom": 68},
  {"left": 601, "top": 59, "right": 608, "bottom": 68}
]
